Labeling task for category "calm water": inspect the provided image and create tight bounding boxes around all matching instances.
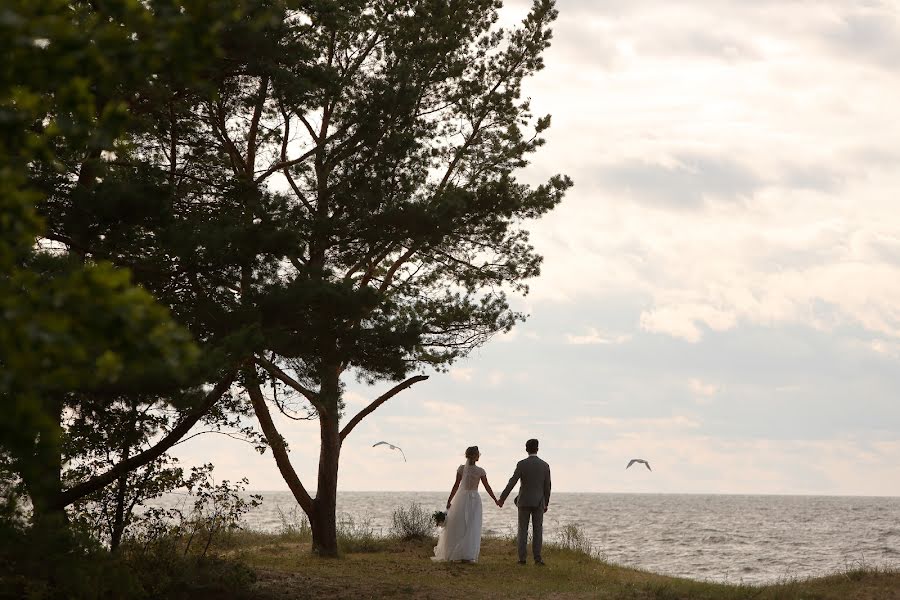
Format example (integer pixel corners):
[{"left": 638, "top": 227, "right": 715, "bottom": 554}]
[{"left": 166, "top": 491, "right": 900, "bottom": 584}]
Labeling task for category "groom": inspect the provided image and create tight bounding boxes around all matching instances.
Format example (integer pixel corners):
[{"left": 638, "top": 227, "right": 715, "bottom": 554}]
[{"left": 499, "top": 438, "right": 551, "bottom": 565}]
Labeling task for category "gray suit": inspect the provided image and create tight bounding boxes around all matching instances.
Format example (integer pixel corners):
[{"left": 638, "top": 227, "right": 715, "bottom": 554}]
[{"left": 500, "top": 454, "right": 551, "bottom": 562}]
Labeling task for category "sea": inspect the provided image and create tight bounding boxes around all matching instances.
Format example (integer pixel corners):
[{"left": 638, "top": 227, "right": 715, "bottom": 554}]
[{"left": 166, "top": 491, "right": 900, "bottom": 585}]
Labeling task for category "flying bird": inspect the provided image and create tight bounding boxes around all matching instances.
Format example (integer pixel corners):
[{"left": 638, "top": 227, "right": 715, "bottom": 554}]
[
  {"left": 626, "top": 458, "right": 652, "bottom": 471},
  {"left": 372, "top": 441, "right": 407, "bottom": 462}
]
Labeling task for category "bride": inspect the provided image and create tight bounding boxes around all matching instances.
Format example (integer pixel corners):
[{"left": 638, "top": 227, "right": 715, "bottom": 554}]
[{"left": 432, "top": 446, "right": 500, "bottom": 563}]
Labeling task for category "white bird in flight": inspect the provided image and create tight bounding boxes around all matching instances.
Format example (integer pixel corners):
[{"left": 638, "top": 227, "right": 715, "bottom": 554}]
[
  {"left": 626, "top": 458, "right": 652, "bottom": 471},
  {"left": 372, "top": 441, "right": 407, "bottom": 462}
]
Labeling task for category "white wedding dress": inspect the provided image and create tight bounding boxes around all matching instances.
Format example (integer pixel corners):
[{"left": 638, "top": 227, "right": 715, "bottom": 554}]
[{"left": 432, "top": 464, "right": 485, "bottom": 562}]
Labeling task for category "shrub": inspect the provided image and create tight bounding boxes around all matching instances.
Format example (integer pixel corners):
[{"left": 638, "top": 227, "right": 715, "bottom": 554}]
[
  {"left": 179, "top": 464, "right": 263, "bottom": 557},
  {"left": 390, "top": 503, "right": 433, "bottom": 541},
  {"left": 556, "top": 523, "right": 593, "bottom": 556},
  {"left": 0, "top": 523, "right": 140, "bottom": 600}
]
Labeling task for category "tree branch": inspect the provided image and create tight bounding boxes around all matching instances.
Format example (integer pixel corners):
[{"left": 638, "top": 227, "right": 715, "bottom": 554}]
[
  {"left": 254, "top": 146, "right": 318, "bottom": 184},
  {"left": 339, "top": 375, "right": 429, "bottom": 442},
  {"left": 54, "top": 372, "right": 238, "bottom": 509},
  {"left": 246, "top": 380, "right": 315, "bottom": 516},
  {"left": 246, "top": 76, "right": 270, "bottom": 175},
  {"left": 278, "top": 101, "right": 315, "bottom": 214},
  {"left": 378, "top": 245, "right": 419, "bottom": 293},
  {"left": 254, "top": 355, "right": 323, "bottom": 413}
]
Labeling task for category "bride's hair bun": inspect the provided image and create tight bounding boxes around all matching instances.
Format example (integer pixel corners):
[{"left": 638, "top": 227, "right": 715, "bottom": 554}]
[{"left": 465, "top": 446, "right": 479, "bottom": 462}]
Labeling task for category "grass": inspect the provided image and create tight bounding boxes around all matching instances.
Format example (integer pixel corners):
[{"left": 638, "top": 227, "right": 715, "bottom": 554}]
[{"left": 215, "top": 529, "right": 900, "bottom": 600}]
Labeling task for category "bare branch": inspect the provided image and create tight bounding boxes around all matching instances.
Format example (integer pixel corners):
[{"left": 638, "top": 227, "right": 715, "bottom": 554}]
[
  {"left": 339, "top": 375, "right": 429, "bottom": 442},
  {"left": 246, "top": 76, "right": 270, "bottom": 174},
  {"left": 246, "top": 380, "right": 315, "bottom": 515},
  {"left": 279, "top": 101, "right": 315, "bottom": 214},
  {"left": 378, "top": 245, "right": 420, "bottom": 293},
  {"left": 254, "top": 146, "right": 318, "bottom": 184},
  {"left": 254, "top": 355, "right": 324, "bottom": 413}
]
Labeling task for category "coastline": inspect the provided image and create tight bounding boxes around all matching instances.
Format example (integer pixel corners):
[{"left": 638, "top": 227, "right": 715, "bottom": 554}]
[{"left": 225, "top": 531, "right": 900, "bottom": 599}]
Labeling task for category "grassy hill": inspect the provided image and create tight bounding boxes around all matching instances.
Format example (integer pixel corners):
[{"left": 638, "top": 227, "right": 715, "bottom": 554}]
[{"left": 222, "top": 533, "right": 900, "bottom": 600}]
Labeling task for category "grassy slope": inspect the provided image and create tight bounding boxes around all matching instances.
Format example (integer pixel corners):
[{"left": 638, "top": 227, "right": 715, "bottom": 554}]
[{"left": 224, "top": 535, "right": 900, "bottom": 600}]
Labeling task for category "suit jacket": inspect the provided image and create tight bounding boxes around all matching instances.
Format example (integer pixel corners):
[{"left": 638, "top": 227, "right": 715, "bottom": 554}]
[{"left": 500, "top": 454, "right": 551, "bottom": 509}]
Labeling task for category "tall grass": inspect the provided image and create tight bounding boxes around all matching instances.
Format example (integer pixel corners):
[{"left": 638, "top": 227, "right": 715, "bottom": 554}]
[
  {"left": 390, "top": 503, "right": 434, "bottom": 541},
  {"left": 554, "top": 523, "right": 593, "bottom": 556},
  {"left": 337, "top": 515, "right": 381, "bottom": 553},
  {"left": 275, "top": 505, "right": 312, "bottom": 542}
]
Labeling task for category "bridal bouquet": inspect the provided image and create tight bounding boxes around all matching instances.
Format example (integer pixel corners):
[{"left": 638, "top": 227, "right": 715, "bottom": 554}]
[{"left": 432, "top": 510, "right": 446, "bottom": 527}]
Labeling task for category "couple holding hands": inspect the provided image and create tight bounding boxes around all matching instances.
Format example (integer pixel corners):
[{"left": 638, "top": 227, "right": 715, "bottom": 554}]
[{"left": 432, "top": 438, "right": 552, "bottom": 565}]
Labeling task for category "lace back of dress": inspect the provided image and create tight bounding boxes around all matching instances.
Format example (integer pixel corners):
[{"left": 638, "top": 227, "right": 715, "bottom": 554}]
[{"left": 460, "top": 464, "right": 482, "bottom": 491}]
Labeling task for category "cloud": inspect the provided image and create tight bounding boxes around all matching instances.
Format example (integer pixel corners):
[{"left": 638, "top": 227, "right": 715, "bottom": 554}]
[
  {"left": 597, "top": 154, "right": 763, "bottom": 210},
  {"left": 688, "top": 377, "right": 719, "bottom": 399},
  {"left": 639, "top": 304, "right": 737, "bottom": 343},
  {"left": 449, "top": 368, "right": 475, "bottom": 382},
  {"left": 171, "top": 0, "right": 900, "bottom": 496},
  {"left": 566, "top": 327, "right": 632, "bottom": 345},
  {"left": 822, "top": 9, "right": 900, "bottom": 72},
  {"left": 487, "top": 371, "right": 506, "bottom": 387},
  {"left": 342, "top": 390, "right": 369, "bottom": 407},
  {"left": 573, "top": 415, "right": 702, "bottom": 430},
  {"left": 422, "top": 400, "right": 466, "bottom": 418}
]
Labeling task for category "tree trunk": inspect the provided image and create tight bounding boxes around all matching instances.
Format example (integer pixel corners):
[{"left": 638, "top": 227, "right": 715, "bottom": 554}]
[
  {"left": 311, "top": 410, "right": 341, "bottom": 556},
  {"left": 26, "top": 400, "right": 67, "bottom": 529},
  {"left": 110, "top": 470, "right": 129, "bottom": 551}
]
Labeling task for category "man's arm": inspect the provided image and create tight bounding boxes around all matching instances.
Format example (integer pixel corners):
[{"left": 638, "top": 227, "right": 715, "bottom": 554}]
[
  {"left": 499, "top": 462, "right": 522, "bottom": 503},
  {"left": 543, "top": 464, "right": 552, "bottom": 510}
]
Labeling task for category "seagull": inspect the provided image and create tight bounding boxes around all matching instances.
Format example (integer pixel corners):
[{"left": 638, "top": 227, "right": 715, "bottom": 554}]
[
  {"left": 372, "top": 441, "right": 407, "bottom": 462},
  {"left": 626, "top": 458, "right": 652, "bottom": 471}
]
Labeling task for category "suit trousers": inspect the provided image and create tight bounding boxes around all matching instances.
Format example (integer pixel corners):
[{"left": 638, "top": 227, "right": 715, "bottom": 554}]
[{"left": 517, "top": 505, "right": 544, "bottom": 561}]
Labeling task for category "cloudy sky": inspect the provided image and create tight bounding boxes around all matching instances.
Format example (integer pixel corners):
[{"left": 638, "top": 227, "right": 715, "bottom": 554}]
[{"left": 175, "top": 0, "right": 900, "bottom": 496}]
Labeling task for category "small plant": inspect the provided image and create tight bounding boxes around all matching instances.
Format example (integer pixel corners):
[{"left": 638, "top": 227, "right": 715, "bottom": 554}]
[
  {"left": 556, "top": 523, "right": 592, "bottom": 556},
  {"left": 390, "top": 503, "right": 433, "bottom": 540},
  {"left": 181, "top": 464, "right": 263, "bottom": 557}
]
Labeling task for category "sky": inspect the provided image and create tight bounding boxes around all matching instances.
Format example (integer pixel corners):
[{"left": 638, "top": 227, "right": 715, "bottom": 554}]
[{"left": 173, "top": 0, "right": 900, "bottom": 496}]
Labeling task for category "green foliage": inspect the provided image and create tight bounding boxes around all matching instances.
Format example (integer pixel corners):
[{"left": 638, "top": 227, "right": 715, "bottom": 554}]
[
  {"left": 0, "top": 522, "right": 142, "bottom": 600},
  {"left": 18, "top": 0, "right": 572, "bottom": 556},
  {"left": 0, "top": 0, "right": 238, "bottom": 516},
  {"left": 390, "top": 503, "right": 434, "bottom": 541},
  {"left": 0, "top": 518, "right": 257, "bottom": 600},
  {"left": 68, "top": 451, "right": 187, "bottom": 550},
  {"left": 180, "top": 464, "right": 263, "bottom": 558}
]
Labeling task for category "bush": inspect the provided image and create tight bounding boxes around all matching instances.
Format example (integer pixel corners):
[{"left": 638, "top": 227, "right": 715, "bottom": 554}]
[
  {"left": 555, "top": 523, "right": 593, "bottom": 556},
  {"left": 390, "top": 503, "right": 433, "bottom": 541},
  {"left": 0, "top": 520, "right": 256, "bottom": 600},
  {"left": 0, "top": 523, "right": 141, "bottom": 600},
  {"left": 125, "top": 549, "right": 256, "bottom": 600},
  {"left": 179, "top": 465, "right": 263, "bottom": 557}
]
